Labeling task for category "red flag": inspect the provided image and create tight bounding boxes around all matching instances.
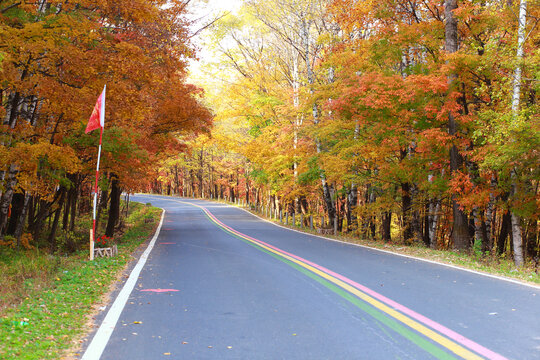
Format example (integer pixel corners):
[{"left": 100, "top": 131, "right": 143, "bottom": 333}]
[{"left": 85, "top": 85, "right": 106, "bottom": 134}]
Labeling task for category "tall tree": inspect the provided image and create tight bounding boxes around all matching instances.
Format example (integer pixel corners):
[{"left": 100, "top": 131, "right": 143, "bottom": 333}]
[
  {"left": 509, "top": 0, "right": 528, "bottom": 266},
  {"left": 445, "top": 0, "right": 470, "bottom": 250}
]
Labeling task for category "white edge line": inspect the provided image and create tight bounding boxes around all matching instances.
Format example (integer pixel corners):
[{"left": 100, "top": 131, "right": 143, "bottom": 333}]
[
  {"left": 133, "top": 194, "right": 540, "bottom": 291},
  {"left": 81, "top": 209, "right": 165, "bottom": 360}
]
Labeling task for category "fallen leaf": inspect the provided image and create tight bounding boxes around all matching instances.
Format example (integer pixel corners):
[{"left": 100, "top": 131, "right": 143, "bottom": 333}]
[
  {"left": 133, "top": 321, "right": 142, "bottom": 324},
  {"left": 163, "top": 353, "right": 171, "bottom": 356},
  {"left": 182, "top": 341, "right": 188, "bottom": 344}
]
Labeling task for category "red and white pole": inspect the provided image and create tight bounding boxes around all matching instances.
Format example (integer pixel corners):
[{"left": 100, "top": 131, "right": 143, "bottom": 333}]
[
  {"left": 89, "top": 85, "right": 106, "bottom": 261},
  {"left": 90, "top": 127, "right": 104, "bottom": 261}
]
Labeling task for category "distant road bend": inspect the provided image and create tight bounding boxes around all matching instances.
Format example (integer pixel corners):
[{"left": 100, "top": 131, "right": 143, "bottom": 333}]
[{"left": 84, "top": 195, "right": 540, "bottom": 360}]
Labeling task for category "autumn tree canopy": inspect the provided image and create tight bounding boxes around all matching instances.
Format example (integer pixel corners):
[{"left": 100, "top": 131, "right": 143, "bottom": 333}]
[
  {"left": 160, "top": 0, "right": 539, "bottom": 267},
  {"left": 0, "top": 0, "right": 212, "bottom": 247}
]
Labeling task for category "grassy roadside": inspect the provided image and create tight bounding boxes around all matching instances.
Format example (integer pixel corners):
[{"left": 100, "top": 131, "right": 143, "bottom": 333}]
[
  {"left": 0, "top": 202, "right": 162, "bottom": 360},
  {"left": 233, "top": 203, "right": 540, "bottom": 286}
]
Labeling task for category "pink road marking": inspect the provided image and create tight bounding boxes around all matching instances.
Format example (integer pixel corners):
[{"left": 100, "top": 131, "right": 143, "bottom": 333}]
[
  {"left": 203, "top": 208, "right": 507, "bottom": 360},
  {"left": 140, "top": 289, "right": 179, "bottom": 293},
  {"left": 159, "top": 242, "right": 175, "bottom": 245}
]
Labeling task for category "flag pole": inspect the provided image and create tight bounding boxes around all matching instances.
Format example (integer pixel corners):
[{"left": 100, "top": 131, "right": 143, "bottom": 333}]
[
  {"left": 90, "top": 127, "right": 104, "bottom": 261},
  {"left": 89, "top": 84, "right": 106, "bottom": 261}
]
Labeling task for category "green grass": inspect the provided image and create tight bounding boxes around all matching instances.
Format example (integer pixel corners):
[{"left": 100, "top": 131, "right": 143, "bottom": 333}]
[{"left": 0, "top": 202, "right": 162, "bottom": 359}]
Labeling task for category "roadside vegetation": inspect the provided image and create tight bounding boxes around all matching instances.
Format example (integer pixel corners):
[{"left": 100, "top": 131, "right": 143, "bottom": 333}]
[{"left": 0, "top": 201, "right": 161, "bottom": 360}]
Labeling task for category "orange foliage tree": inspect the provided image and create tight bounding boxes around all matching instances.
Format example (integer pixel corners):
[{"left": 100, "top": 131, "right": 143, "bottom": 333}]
[{"left": 0, "top": 0, "right": 212, "bottom": 249}]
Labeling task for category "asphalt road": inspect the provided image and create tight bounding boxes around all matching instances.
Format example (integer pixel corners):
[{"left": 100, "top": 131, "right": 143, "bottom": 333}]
[{"left": 85, "top": 195, "right": 540, "bottom": 360}]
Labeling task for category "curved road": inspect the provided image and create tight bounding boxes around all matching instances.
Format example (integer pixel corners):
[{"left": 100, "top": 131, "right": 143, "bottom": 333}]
[{"left": 83, "top": 195, "right": 540, "bottom": 359}]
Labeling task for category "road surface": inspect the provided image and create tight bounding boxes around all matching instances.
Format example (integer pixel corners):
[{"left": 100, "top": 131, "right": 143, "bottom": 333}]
[{"left": 83, "top": 195, "right": 540, "bottom": 359}]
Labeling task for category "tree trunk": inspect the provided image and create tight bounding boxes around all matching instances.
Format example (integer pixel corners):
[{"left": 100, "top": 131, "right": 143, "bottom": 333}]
[
  {"left": 190, "top": 169, "right": 195, "bottom": 197},
  {"left": 292, "top": 54, "right": 301, "bottom": 212},
  {"left": 30, "top": 198, "right": 49, "bottom": 241},
  {"left": 198, "top": 149, "right": 204, "bottom": 198},
  {"left": 48, "top": 188, "right": 66, "bottom": 253},
  {"left": 230, "top": 179, "right": 235, "bottom": 203},
  {"left": 498, "top": 211, "right": 512, "bottom": 255},
  {"left": 473, "top": 207, "right": 485, "bottom": 251},
  {"left": 525, "top": 219, "right": 538, "bottom": 260},
  {"left": 105, "top": 175, "right": 121, "bottom": 237},
  {"left": 509, "top": 0, "right": 527, "bottom": 267},
  {"left": 401, "top": 182, "right": 413, "bottom": 243},
  {"left": 174, "top": 165, "right": 180, "bottom": 195},
  {"left": 245, "top": 168, "right": 250, "bottom": 205},
  {"left": 484, "top": 183, "right": 496, "bottom": 253},
  {"left": 62, "top": 187, "right": 73, "bottom": 231},
  {"left": 511, "top": 174, "right": 524, "bottom": 266},
  {"left": 27, "top": 195, "right": 36, "bottom": 229},
  {"left": 511, "top": 210, "right": 524, "bottom": 266},
  {"left": 428, "top": 200, "right": 441, "bottom": 249},
  {"left": 347, "top": 185, "right": 358, "bottom": 232},
  {"left": 321, "top": 180, "right": 336, "bottom": 223},
  {"left": 6, "top": 192, "right": 24, "bottom": 235},
  {"left": 382, "top": 211, "right": 392, "bottom": 242},
  {"left": 0, "top": 164, "right": 18, "bottom": 236},
  {"left": 299, "top": 13, "right": 336, "bottom": 224},
  {"left": 511, "top": 0, "right": 527, "bottom": 113},
  {"left": 95, "top": 188, "right": 108, "bottom": 236},
  {"left": 14, "top": 192, "right": 31, "bottom": 248},
  {"left": 69, "top": 182, "right": 79, "bottom": 232},
  {"left": 411, "top": 185, "right": 423, "bottom": 244}
]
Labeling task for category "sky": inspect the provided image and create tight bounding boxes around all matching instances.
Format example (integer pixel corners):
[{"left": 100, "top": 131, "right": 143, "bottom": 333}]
[{"left": 197, "top": 0, "right": 243, "bottom": 12}]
